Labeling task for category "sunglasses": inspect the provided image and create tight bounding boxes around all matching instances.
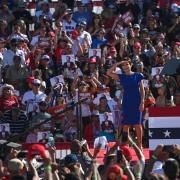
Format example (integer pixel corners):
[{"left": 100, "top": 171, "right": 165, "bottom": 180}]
[{"left": 33, "top": 83, "right": 41, "bottom": 87}]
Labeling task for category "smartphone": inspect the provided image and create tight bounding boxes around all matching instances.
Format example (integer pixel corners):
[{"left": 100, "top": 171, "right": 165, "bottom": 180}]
[
  {"left": 117, "top": 147, "right": 123, "bottom": 163},
  {"left": 121, "top": 132, "right": 128, "bottom": 143},
  {"left": 17, "top": 151, "right": 28, "bottom": 159},
  {"left": 47, "top": 136, "right": 55, "bottom": 147}
]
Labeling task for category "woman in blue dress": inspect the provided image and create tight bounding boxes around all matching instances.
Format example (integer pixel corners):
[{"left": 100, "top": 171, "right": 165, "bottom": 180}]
[{"left": 107, "top": 58, "right": 145, "bottom": 149}]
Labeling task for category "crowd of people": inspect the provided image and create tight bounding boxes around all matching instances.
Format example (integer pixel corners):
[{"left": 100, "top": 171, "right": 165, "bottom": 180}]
[{"left": 0, "top": 0, "right": 179, "bottom": 179}]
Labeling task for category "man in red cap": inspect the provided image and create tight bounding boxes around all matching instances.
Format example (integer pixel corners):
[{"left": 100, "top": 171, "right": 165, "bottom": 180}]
[
  {"left": 107, "top": 164, "right": 128, "bottom": 180},
  {"left": 131, "top": 41, "right": 151, "bottom": 68}
]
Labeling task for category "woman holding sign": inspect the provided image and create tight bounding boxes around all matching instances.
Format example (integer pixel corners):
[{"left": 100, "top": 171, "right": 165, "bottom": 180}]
[{"left": 107, "top": 58, "right": 145, "bottom": 149}]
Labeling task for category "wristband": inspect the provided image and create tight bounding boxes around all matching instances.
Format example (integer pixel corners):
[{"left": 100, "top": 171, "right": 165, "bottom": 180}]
[
  {"left": 152, "top": 155, "right": 157, "bottom": 160},
  {"left": 44, "top": 165, "right": 52, "bottom": 172},
  {"left": 136, "top": 172, "right": 142, "bottom": 178},
  {"left": 122, "top": 165, "right": 130, "bottom": 171}
]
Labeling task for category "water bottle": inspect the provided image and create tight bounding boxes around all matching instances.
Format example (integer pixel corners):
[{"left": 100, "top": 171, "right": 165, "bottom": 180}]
[{"left": 48, "top": 134, "right": 55, "bottom": 147}]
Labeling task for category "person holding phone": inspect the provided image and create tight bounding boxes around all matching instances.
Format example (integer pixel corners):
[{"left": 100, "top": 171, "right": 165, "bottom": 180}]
[{"left": 107, "top": 58, "right": 145, "bottom": 149}]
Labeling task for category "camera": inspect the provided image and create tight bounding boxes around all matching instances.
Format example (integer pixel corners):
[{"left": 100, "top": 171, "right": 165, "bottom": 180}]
[
  {"left": 81, "top": 140, "right": 87, "bottom": 152},
  {"left": 117, "top": 147, "right": 123, "bottom": 163},
  {"left": 17, "top": 150, "right": 28, "bottom": 159}
]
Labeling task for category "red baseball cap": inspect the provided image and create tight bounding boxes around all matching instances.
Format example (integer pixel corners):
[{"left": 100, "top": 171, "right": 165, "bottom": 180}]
[
  {"left": 120, "top": 145, "right": 133, "bottom": 161},
  {"left": 71, "top": 30, "right": 79, "bottom": 40},
  {"left": 133, "top": 42, "right": 141, "bottom": 49},
  {"left": 107, "top": 164, "right": 128, "bottom": 180},
  {"left": 28, "top": 144, "right": 46, "bottom": 160},
  {"left": 88, "top": 57, "right": 96, "bottom": 63}
]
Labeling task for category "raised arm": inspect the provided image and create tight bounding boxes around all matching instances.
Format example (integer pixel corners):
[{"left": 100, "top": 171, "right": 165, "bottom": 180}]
[{"left": 106, "top": 62, "right": 121, "bottom": 81}]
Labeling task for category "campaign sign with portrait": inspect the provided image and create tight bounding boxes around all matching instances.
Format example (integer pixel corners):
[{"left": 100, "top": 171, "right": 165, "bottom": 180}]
[
  {"left": 61, "top": 55, "right": 75, "bottom": 65},
  {"left": 0, "top": 123, "right": 10, "bottom": 139},
  {"left": 151, "top": 67, "right": 163, "bottom": 76},
  {"left": 94, "top": 136, "right": 108, "bottom": 149},
  {"left": 89, "top": 48, "right": 101, "bottom": 58},
  {"left": 143, "top": 79, "right": 149, "bottom": 88},
  {"left": 50, "top": 75, "right": 64, "bottom": 87},
  {"left": 99, "top": 112, "right": 113, "bottom": 125},
  {"left": 37, "top": 131, "right": 50, "bottom": 143}
]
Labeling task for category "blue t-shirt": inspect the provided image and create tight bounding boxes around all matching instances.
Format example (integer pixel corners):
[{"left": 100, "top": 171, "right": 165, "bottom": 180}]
[{"left": 92, "top": 38, "right": 108, "bottom": 48}]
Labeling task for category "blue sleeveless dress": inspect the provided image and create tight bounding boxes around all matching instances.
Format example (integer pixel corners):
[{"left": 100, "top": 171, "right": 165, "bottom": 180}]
[{"left": 119, "top": 72, "right": 144, "bottom": 125}]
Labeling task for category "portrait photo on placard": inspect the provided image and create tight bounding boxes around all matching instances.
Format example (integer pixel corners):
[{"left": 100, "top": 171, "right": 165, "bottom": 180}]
[
  {"left": 93, "top": 93, "right": 111, "bottom": 105},
  {"left": 151, "top": 67, "right": 163, "bottom": 76},
  {"left": 99, "top": 112, "right": 113, "bottom": 124},
  {"left": 61, "top": 55, "right": 75, "bottom": 65},
  {"left": 94, "top": 136, "right": 108, "bottom": 149},
  {"left": 50, "top": 75, "right": 64, "bottom": 87},
  {"left": 0, "top": 123, "right": 10, "bottom": 139},
  {"left": 89, "top": 48, "right": 101, "bottom": 58},
  {"left": 37, "top": 131, "right": 50, "bottom": 143},
  {"left": 143, "top": 79, "right": 149, "bottom": 88}
]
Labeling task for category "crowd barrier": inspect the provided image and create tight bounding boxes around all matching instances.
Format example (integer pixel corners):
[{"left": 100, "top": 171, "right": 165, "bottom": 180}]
[{"left": 22, "top": 142, "right": 95, "bottom": 160}]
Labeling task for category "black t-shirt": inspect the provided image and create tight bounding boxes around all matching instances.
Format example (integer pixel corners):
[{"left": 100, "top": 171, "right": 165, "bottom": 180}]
[
  {"left": 38, "top": 64, "right": 54, "bottom": 87},
  {"left": 13, "top": 9, "right": 33, "bottom": 23},
  {"left": 116, "top": 3, "right": 140, "bottom": 24}
]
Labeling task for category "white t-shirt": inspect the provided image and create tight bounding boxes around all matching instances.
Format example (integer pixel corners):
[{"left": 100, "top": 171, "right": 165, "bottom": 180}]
[
  {"left": 79, "top": 30, "right": 92, "bottom": 45},
  {"left": 3, "top": 49, "right": 26, "bottom": 67},
  {"left": 9, "top": 33, "right": 29, "bottom": 42},
  {"left": 62, "top": 20, "right": 76, "bottom": 33},
  {"left": 22, "top": 90, "right": 47, "bottom": 113}
]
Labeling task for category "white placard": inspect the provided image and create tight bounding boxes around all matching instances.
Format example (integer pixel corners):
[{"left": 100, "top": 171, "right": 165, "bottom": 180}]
[
  {"left": 94, "top": 136, "right": 108, "bottom": 149},
  {"left": 0, "top": 123, "right": 10, "bottom": 138},
  {"left": 37, "top": 131, "right": 50, "bottom": 142},
  {"left": 61, "top": 55, "right": 75, "bottom": 65},
  {"left": 89, "top": 48, "right": 101, "bottom": 58},
  {"left": 68, "top": 68, "right": 83, "bottom": 79},
  {"left": 0, "top": 123, "right": 10, "bottom": 132},
  {"left": 50, "top": 75, "right": 64, "bottom": 87},
  {"left": 143, "top": 79, "right": 149, "bottom": 88},
  {"left": 151, "top": 67, "right": 163, "bottom": 76},
  {"left": 99, "top": 112, "right": 113, "bottom": 124},
  {"left": 93, "top": 93, "right": 112, "bottom": 105}
]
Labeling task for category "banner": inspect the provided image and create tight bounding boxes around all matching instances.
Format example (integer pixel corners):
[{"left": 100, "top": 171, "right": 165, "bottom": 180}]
[{"left": 148, "top": 106, "right": 180, "bottom": 150}]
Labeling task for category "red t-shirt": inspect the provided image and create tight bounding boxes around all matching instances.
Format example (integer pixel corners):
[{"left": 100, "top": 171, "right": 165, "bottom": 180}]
[
  {"left": 55, "top": 47, "right": 63, "bottom": 65},
  {"left": 0, "top": 96, "right": 19, "bottom": 112}
]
